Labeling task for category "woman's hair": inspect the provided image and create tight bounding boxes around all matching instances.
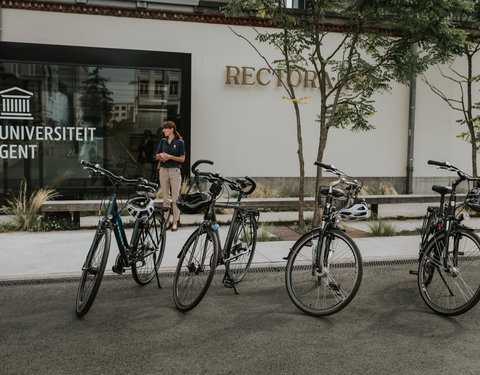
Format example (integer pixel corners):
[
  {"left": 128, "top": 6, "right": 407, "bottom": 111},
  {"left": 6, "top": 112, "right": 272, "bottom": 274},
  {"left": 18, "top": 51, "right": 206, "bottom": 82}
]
[{"left": 163, "top": 121, "right": 182, "bottom": 139}]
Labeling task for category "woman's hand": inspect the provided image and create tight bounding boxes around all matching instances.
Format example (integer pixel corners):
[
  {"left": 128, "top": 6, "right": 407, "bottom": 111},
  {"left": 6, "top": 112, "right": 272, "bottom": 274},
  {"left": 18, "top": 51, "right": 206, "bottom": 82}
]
[{"left": 159, "top": 152, "right": 169, "bottom": 162}]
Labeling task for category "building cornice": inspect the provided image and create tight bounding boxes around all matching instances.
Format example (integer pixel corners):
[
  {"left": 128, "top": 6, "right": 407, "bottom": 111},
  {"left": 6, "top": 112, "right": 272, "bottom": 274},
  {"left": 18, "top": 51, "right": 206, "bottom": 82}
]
[{"left": 0, "top": 0, "right": 394, "bottom": 34}]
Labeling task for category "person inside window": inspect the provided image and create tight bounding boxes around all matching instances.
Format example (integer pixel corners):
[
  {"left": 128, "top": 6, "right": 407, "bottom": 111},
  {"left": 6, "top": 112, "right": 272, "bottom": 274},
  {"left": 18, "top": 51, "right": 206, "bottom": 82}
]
[
  {"left": 156, "top": 121, "right": 185, "bottom": 231},
  {"left": 137, "top": 129, "right": 155, "bottom": 179}
]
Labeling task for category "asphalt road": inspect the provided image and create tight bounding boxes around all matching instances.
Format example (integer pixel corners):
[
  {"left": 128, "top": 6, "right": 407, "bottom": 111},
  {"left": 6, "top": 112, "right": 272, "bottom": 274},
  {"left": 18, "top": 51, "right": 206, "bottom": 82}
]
[{"left": 1, "top": 264, "right": 480, "bottom": 375}]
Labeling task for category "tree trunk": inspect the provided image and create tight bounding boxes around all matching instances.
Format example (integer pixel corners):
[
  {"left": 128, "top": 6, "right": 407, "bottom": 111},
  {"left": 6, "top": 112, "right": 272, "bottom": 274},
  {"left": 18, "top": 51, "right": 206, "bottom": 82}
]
[
  {"left": 293, "top": 101, "right": 305, "bottom": 227},
  {"left": 312, "top": 94, "right": 328, "bottom": 226},
  {"left": 467, "top": 52, "right": 478, "bottom": 177}
]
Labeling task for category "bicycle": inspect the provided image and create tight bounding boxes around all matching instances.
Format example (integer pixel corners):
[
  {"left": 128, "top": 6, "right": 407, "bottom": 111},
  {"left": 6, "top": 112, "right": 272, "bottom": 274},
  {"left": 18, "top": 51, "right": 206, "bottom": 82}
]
[
  {"left": 172, "top": 159, "right": 258, "bottom": 312},
  {"left": 75, "top": 160, "right": 170, "bottom": 318},
  {"left": 416, "top": 160, "right": 480, "bottom": 316},
  {"left": 285, "top": 161, "right": 367, "bottom": 316}
]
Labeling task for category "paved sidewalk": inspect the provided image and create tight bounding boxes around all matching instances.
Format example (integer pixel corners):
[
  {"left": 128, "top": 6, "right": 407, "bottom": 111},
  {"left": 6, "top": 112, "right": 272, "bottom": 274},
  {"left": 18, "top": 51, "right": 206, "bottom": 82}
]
[
  {"left": 2, "top": 203, "right": 478, "bottom": 281},
  {"left": 0, "top": 224, "right": 421, "bottom": 281}
]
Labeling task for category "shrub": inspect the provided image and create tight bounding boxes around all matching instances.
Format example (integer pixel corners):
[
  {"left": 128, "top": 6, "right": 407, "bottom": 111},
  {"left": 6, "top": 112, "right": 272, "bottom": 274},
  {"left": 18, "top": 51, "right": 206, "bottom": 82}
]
[
  {"left": 0, "top": 180, "right": 59, "bottom": 231},
  {"left": 368, "top": 220, "right": 398, "bottom": 237}
]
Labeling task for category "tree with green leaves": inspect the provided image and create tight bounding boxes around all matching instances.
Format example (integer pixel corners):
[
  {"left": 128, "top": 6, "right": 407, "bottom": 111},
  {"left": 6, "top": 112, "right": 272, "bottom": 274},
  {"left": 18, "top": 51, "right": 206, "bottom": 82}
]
[
  {"left": 225, "top": 0, "right": 467, "bottom": 225},
  {"left": 79, "top": 67, "right": 113, "bottom": 128},
  {"left": 225, "top": 3, "right": 310, "bottom": 227},
  {"left": 422, "top": 1, "right": 480, "bottom": 177}
]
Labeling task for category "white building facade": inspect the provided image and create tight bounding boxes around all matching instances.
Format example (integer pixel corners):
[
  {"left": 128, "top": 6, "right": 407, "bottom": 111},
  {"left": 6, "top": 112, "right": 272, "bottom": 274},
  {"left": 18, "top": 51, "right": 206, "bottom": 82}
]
[{"left": 0, "top": 0, "right": 478, "bottom": 198}]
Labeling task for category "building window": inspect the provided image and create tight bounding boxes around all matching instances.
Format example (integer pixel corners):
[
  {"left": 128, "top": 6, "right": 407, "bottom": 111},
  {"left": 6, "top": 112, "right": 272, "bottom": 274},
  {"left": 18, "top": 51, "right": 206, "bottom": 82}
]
[
  {"left": 169, "top": 81, "right": 179, "bottom": 96},
  {"left": 0, "top": 60, "right": 183, "bottom": 197},
  {"left": 139, "top": 80, "right": 150, "bottom": 96}
]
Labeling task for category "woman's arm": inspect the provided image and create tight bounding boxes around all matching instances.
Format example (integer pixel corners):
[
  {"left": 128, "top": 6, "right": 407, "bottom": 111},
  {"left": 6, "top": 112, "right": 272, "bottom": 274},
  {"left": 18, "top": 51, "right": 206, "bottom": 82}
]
[{"left": 164, "top": 154, "right": 185, "bottom": 163}]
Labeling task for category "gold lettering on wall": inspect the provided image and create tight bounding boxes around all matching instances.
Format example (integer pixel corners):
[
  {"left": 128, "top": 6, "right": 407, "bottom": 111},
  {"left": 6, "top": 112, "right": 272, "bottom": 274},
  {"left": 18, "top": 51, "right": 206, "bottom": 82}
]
[
  {"left": 256, "top": 68, "right": 271, "bottom": 86},
  {"left": 242, "top": 67, "right": 256, "bottom": 85},
  {"left": 226, "top": 66, "right": 240, "bottom": 84},
  {"left": 304, "top": 70, "right": 317, "bottom": 88},
  {"left": 226, "top": 66, "right": 335, "bottom": 89},
  {"left": 287, "top": 71, "right": 302, "bottom": 88}
]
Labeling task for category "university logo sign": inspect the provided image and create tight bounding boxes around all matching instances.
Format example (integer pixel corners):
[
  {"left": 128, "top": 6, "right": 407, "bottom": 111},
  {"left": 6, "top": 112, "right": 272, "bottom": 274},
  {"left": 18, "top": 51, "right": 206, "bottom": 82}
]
[{"left": 0, "top": 87, "right": 34, "bottom": 120}]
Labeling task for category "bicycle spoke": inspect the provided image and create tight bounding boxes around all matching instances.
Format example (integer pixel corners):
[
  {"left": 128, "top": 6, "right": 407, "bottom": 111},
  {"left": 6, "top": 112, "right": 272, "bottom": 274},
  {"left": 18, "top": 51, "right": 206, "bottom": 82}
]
[
  {"left": 419, "top": 230, "right": 480, "bottom": 315},
  {"left": 286, "top": 230, "right": 362, "bottom": 316}
]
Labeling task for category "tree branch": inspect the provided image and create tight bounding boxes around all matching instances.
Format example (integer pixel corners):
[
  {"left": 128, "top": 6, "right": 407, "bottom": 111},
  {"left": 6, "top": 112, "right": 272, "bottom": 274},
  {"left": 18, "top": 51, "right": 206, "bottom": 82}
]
[
  {"left": 422, "top": 75, "right": 465, "bottom": 112},
  {"left": 228, "top": 26, "right": 292, "bottom": 95}
]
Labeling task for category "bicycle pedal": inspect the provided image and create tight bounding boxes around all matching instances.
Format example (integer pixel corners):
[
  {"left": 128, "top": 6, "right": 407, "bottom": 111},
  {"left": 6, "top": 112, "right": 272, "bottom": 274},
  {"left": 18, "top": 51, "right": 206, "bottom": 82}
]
[
  {"left": 112, "top": 264, "right": 124, "bottom": 275},
  {"left": 409, "top": 270, "right": 418, "bottom": 275}
]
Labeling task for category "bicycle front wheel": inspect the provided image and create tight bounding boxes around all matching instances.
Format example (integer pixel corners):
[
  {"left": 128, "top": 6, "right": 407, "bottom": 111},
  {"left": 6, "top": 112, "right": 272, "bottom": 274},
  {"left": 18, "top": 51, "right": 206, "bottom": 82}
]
[
  {"left": 418, "top": 229, "right": 480, "bottom": 316},
  {"left": 132, "top": 208, "right": 166, "bottom": 285},
  {"left": 173, "top": 227, "right": 219, "bottom": 312},
  {"left": 76, "top": 226, "right": 111, "bottom": 317},
  {"left": 285, "top": 229, "right": 363, "bottom": 317},
  {"left": 225, "top": 213, "right": 257, "bottom": 284}
]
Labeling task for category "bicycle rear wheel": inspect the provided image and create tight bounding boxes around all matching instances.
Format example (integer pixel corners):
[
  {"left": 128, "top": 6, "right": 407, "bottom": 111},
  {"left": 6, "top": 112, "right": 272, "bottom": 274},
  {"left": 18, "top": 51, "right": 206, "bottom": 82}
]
[
  {"left": 285, "top": 228, "right": 362, "bottom": 317},
  {"left": 225, "top": 213, "right": 257, "bottom": 284},
  {"left": 418, "top": 229, "right": 480, "bottom": 316},
  {"left": 173, "top": 226, "right": 219, "bottom": 312},
  {"left": 131, "top": 208, "right": 166, "bottom": 285},
  {"left": 76, "top": 227, "right": 111, "bottom": 317}
]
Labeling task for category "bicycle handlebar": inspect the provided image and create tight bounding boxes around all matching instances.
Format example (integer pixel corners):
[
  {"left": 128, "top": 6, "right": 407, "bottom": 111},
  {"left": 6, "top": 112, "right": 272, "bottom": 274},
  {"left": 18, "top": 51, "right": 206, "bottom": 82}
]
[
  {"left": 314, "top": 160, "right": 362, "bottom": 191},
  {"left": 428, "top": 160, "right": 450, "bottom": 167},
  {"left": 191, "top": 159, "right": 214, "bottom": 175},
  {"left": 314, "top": 161, "right": 335, "bottom": 170},
  {"left": 81, "top": 160, "right": 159, "bottom": 189},
  {"left": 427, "top": 159, "right": 480, "bottom": 183},
  {"left": 240, "top": 176, "right": 257, "bottom": 195},
  {"left": 190, "top": 159, "right": 257, "bottom": 196}
]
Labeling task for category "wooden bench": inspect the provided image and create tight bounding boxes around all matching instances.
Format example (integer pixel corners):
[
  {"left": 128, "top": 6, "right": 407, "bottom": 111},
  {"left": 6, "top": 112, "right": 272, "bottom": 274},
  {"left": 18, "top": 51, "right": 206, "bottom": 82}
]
[{"left": 41, "top": 194, "right": 466, "bottom": 224}]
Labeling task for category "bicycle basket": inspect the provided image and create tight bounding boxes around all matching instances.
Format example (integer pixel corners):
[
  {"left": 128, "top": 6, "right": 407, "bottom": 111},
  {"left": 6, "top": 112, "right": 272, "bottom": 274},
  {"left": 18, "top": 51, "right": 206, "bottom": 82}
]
[
  {"left": 177, "top": 192, "right": 212, "bottom": 214},
  {"left": 465, "top": 187, "right": 480, "bottom": 212},
  {"left": 127, "top": 196, "right": 154, "bottom": 219}
]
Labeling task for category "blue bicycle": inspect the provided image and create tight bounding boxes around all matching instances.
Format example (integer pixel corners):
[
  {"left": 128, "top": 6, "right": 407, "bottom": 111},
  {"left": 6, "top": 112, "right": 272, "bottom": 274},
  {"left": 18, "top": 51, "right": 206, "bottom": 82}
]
[{"left": 75, "top": 160, "right": 169, "bottom": 317}]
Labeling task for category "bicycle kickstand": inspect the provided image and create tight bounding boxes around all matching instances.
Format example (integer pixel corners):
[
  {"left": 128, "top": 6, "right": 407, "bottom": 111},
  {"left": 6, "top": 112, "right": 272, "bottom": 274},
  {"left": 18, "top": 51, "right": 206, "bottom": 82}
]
[
  {"left": 153, "top": 252, "right": 162, "bottom": 289},
  {"left": 223, "top": 274, "right": 239, "bottom": 295}
]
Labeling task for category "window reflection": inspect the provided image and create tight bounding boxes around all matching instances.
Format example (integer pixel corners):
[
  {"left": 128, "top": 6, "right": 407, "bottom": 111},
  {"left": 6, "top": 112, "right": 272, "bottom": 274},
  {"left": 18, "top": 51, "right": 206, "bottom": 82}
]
[{"left": 0, "top": 62, "right": 182, "bottom": 197}]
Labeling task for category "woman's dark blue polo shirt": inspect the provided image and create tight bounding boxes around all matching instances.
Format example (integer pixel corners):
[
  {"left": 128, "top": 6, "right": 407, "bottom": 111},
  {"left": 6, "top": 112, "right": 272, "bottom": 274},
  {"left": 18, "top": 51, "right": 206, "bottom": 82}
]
[{"left": 156, "top": 138, "right": 185, "bottom": 169}]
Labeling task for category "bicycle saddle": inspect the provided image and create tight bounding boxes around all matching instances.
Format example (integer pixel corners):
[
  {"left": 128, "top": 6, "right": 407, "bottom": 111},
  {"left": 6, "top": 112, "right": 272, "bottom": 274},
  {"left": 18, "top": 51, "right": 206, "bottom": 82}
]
[
  {"left": 432, "top": 185, "right": 452, "bottom": 195},
  {"left": 319, "top": 186, "right": 345, "bottom": 197},
  {"left": 137, "top": 191, "right": 156, "bottom": 199}
]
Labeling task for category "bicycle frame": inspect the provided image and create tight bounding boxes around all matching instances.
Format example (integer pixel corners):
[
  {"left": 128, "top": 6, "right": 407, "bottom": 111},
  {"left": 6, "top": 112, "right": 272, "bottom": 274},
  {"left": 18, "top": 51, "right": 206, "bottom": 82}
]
[
  {"left": 93, "top": 193, "right": 145, "bottom": 269},
  {"left": 421, "top": 161, "right": 478, "bottom": 271},
  {"left": 315, "top": 178, "right": 355, "bottom": 271},
  {"left": 199, "top": 191, "right": 257, "bottom": 265}
]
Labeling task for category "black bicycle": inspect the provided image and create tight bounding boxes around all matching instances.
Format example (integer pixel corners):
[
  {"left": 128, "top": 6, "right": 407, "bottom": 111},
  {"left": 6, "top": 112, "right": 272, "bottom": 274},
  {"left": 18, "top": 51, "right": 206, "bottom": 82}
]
[
  {"left": 173, "top": 159, "right": 258, "bottom": 312},
  {"left": 416, "top": 160, "right": 480, "bottom": 316},
  {"left": 285, "top": 161, "right": 367, "bottom": 316},
  {"left": 75, "top": 160, "right": 169, "bottom": 317}
]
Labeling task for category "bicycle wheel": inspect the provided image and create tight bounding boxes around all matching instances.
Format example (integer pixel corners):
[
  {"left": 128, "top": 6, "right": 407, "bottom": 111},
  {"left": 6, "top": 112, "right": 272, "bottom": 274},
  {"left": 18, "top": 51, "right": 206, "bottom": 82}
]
[
  {"left": 131, "top": 208, "right": 166, "bottom": 285},
  {"left": 173, "top": 226, "right": 219, "bottom": 312},
  {"left": 418, "top": 229, "right": 480, "bottom": 316},
  {"left": 225, "top": 213, "right": 257, "bottom": 284},
  {"left": 285, "top": 228, "right": 363, "bottom": 317},
  {"left": 76, "top": 226, "right": 111, "bottom": 317}
]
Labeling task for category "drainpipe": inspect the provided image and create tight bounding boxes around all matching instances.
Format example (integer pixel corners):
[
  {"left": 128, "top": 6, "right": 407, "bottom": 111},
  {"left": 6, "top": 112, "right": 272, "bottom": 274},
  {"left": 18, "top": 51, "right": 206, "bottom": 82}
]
[{"left": 406, "top": 43, "right": 417, "bottom": 194}]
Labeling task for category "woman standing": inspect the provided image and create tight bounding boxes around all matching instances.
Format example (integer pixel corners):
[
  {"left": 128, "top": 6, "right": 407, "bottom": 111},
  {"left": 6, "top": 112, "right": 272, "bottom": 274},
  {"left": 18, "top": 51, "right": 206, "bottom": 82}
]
[{"left": 156, "top": 121, "right": 185, "bottom": 231}]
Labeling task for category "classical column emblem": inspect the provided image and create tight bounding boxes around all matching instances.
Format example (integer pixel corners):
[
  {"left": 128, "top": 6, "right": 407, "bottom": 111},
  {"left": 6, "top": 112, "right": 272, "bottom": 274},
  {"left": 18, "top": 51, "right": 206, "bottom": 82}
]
[{"left": 0, "top": 87, "right": 34, "bottom": 120}]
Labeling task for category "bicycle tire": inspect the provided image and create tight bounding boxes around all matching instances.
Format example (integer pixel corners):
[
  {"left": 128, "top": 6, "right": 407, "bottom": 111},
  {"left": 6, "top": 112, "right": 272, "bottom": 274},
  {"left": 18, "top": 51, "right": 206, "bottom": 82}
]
[
  {"left": 285, "top": 228, "right": 363, "bottom": 317},
  {"left": 75, "top": 226, "right": 111, "bottom": 318},
  {"left": 131, "top": 207, "right": 166, "bottom": 285},
  {"left": 173, "top": 226, "right": 219, "bottom": 312},
  {"left": 418, "top": 228, "right": 480, "bottom": 316},
  {"left": 225, "top": 213, "right": 257, "bottom": 284}
]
